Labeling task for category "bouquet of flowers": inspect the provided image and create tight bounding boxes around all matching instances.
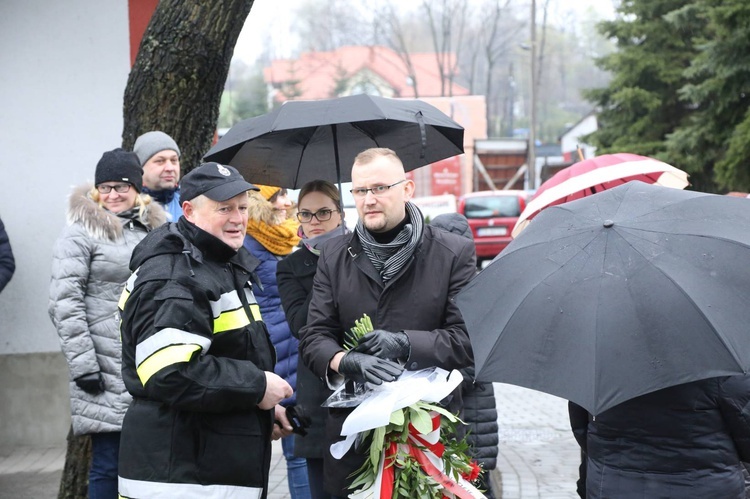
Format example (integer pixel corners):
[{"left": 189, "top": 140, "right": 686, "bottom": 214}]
[{"left": 331, "top": 314, "right": 486, "bottom": 499}]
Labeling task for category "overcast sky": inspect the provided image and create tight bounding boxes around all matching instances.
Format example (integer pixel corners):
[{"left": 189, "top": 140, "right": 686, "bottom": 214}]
[{"left": 232, "top": 0, "right": 618, "bottom": 65}]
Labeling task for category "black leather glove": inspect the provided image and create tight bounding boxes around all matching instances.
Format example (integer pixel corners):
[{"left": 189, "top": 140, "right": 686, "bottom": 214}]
[
  {"left": 354, "top": 330, "right": 410, "bottom": 361},
  {"left": 75, "top": 372, "right": 104, "bottom": 394},
  {"left": 338, "top": 351, "right": 404, "bottom": 385}
]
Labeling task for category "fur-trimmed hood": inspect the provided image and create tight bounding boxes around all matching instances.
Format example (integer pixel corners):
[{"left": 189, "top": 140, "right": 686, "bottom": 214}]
[
  {"left": 67, "top": 184, "right": 167, "bottom": 242},
  {"left": 247, "top": 189, "right": 287, "bottom": 226}
]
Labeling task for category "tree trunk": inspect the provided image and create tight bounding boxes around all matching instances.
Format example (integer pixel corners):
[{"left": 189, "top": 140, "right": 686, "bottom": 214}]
[
  {"left": 57, "top": 427, "right": 90, "bottom": 499},
  {"left": 57, "top": 2, "right": 253, "bottom": 497},
  {"left": 122, "top": 0, "right": 255, "bottom": 174}
]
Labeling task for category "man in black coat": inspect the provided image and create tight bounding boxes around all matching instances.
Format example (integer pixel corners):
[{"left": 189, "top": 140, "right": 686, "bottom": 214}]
[
  {"left": 0, "top": 216, "right": 15, "bottom": 293},
  {"left": 298, "top": 148, "right": 477, "bottom": 497},
  {"left": 569, "top": 375, "right": 750, "bottom": 498},
  {"left": 118, "top": 163, "right": 293, "bottom": 498}
]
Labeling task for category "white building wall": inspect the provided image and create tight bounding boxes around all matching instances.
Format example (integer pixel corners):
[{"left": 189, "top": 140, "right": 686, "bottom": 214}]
[
  {"left": 0, "top": 1, "right": 131, "bottom": 354},
  {"left": 0, "top": 1, "right": 131, "bottom": 446},
  {"left": 561, "top": 114, "right": 598, "bottom": 161}
]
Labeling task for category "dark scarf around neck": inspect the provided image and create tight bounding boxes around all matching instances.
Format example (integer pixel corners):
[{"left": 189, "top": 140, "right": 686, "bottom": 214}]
[
  {"left": 356, "top": 202, "right": 424, "bottom": 283},
  {"left": 142, "top": 186, "right": 178, "bottom": 205}
]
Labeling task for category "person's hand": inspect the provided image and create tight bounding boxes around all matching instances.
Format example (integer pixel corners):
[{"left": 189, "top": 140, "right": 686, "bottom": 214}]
[
  {"left": 259, "top": 372, "right": 293, "bottom": 410},
  {"left": 354, "top": 330, "right": 410, "bottom": 360},
  {"left": 272, "top": 405, "right": 293, "bottom": 440},
  {"left": 338, "top": 351, "right": 403, "bottom": 385},
  {"left": 75, "top": 372, "right": 104, "bottom": 394}
]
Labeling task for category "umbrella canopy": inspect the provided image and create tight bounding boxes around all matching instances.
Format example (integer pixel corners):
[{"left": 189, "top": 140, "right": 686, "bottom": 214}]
[
  {"left": 512, "top": 153, "right": 689, "bottom": 237},
  {"left": 456, "top": 181, "right": 750, "bottom": 415},
  {"left": 204, "top": 94, "right": 464, "bottom": 188}
]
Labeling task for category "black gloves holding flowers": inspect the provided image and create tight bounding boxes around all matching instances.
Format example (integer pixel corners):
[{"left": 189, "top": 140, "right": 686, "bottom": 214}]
[
  {"left": 338, "top": 330, "right": 411, "bottom": 385},
  {"left": 355, "top": 329, "right": 410, "bottom": 361}
]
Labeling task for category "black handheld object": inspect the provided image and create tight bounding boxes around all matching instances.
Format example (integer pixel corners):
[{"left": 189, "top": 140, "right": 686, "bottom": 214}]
[{"left": 275, "top": 405, "right": 311, "bottom": 436}]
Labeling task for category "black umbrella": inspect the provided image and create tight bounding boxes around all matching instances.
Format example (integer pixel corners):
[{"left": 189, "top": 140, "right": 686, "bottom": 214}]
[
  {"left": 455, "top": 181, "right": 750, "bottom": 415},
  {"left": 203, "top": 94, "right": 464, "bottom": 188}
]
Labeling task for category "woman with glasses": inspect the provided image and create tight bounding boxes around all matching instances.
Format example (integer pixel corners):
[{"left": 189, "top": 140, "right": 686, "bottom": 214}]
[
  {"left": 48, "top": 148, "right": 166, "bottom": 499},
  {"left": 243, "top": 184, "right": 311, "bottom": 499},
  {"left": 277, "top": 180, "right": 347, "bottom": 499}
]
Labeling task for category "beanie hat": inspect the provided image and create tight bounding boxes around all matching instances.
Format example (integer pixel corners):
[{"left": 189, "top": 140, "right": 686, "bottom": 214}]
[
  {"left": 255, "top": 184, "right": 282, "bottom": 201},
  {"left": 95, "top": 148, "right": 143, "bottom": 192},
  {"left": 133, "top": 131, "right": 181, "bottom": 167}
]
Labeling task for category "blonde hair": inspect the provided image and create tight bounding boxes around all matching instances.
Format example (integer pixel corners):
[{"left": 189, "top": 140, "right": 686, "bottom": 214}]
[{"left": 89, "top": 186, "right": 153, "bottom": 220}]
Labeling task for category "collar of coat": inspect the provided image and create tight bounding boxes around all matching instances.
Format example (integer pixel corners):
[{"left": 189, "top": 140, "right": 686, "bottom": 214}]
[
  {"left": 67, "top": 184, "right": 166, "bottom": 242},
  {"left": 175, "top": 217, "right": 261, "bottom": 277}
]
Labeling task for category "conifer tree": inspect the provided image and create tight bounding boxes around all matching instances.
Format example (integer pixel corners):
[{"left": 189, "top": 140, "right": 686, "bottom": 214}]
[
  {"left": 584, "top": 0, "right": 702, "bottom": 165},
  {"left": 666, "top": 0, "right": 750, "bottom": 191}
]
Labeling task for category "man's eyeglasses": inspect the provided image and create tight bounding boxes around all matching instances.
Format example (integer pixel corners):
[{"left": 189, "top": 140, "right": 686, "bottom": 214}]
[
  {"left": 97, "top": 184, "right": 132, "bottom": 194},
  {"left": 296, "top": 208, "right": 339, "bottom": 223},
  {"left": 350, "top": 179, "right": 406, "bottom": 198}
]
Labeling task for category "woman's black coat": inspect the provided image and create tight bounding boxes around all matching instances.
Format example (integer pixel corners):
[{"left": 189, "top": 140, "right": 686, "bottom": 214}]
[{"left": 277, "top": 245, "right": 330, "bottom": 458}]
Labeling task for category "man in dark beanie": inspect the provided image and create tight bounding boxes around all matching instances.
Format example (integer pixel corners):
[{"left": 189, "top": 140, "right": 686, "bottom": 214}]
[
  {"left": 133, "top": 131, "right": 182, "bottom": 221},
  {"left": 95, "top": 148, "right": 143, "bottom": 192}
]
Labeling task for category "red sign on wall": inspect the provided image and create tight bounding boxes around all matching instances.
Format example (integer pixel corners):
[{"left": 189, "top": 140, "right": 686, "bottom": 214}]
[{"left": 430, "top": 156, "right": 462, "bottom": 197}]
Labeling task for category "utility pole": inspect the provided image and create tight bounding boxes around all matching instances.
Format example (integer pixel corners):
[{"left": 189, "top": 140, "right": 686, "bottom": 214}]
[
  {"left": 528, "top": 0, "right": 537, "bottom": 189},
  {"left": 508, "top": 62, "right": 515, "bottom": 136}
]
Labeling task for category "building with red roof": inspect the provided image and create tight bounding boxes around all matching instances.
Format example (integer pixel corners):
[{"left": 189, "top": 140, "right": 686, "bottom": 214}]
[{"left": 264, "top": 45, "right": 471, "bottom": 103}]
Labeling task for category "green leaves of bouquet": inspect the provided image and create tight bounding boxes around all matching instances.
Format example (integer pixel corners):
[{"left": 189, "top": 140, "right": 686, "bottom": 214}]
[
  {"left": 344, "top": 314, "right": 484, "bottom": 498},
  {"left": 344, "top": 314, "right": 373, "bottom": 351}
]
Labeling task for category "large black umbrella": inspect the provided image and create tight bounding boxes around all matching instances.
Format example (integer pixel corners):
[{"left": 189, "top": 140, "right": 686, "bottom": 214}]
[
  {"left": 203, "top": 94, "right": 464, "bottom": 188},
  {"left": 455, "top": 181, "right": 750, "bottom": 415}
]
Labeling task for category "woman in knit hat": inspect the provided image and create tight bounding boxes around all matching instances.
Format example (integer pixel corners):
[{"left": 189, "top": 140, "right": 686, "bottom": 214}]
[
  {"left": 48, "top": 148, "right": 166, "bottom": 499},
  {"left": 243, "top": 185, "right": 310, "bottom": 499}
]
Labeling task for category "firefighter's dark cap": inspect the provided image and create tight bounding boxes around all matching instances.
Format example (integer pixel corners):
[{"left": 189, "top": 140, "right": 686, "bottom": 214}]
[{"left": 180, "top": 162, "right": 259, "bottom": 202}]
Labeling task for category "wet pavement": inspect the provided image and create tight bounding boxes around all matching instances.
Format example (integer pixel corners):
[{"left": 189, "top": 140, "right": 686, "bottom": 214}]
[{"left": 0, "top": 383, "right": 580, "bottom": 498}]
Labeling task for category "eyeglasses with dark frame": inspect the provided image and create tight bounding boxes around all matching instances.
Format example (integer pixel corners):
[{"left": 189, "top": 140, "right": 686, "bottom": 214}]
[
  {"left": 96, "top": 183, "right": 132, "bottom": 194},
  {"left": 350, "top": 179, "right": 407, "bottom": 198},
  {"left": 296, "top": 208, "right": 340, "bottom": 223}
]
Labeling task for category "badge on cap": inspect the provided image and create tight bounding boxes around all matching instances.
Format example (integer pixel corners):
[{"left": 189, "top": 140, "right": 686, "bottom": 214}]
[{"left": 217, "top": 164, "right": 231, "bottom": 176}]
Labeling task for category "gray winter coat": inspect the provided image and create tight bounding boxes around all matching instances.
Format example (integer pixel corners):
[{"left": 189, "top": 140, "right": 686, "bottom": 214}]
[{"left": 48, "top": 185, "right": 166, "bottom": 436}]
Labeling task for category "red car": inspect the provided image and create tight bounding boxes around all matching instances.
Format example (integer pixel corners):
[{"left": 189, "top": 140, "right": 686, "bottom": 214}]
[{"left": 457, "top": 190, "right": 531, "bottom": 265}]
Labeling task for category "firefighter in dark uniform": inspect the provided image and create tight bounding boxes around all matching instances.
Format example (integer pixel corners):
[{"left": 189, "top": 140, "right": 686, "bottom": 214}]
[{"left": 118, "top": 162, "right": 293, "bottom": 499}]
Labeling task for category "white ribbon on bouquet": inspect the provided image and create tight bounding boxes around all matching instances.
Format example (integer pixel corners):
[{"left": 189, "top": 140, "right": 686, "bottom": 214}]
[
  {"left": 330, "top": 367, "right": 464, "bottom": 459},
  {"left": 329, "top": 368, "right": 486, "bottom": 499}
]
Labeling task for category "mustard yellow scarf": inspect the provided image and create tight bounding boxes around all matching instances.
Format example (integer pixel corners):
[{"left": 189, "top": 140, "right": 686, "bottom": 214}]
[{"left": 246, "top": 218, "right": 300, "bottom": 256}]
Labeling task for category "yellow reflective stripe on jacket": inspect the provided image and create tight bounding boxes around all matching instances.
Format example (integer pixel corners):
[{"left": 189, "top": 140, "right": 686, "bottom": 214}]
[
  {"left": 118, "top": 268, "right": 139, "bottom": 310},
  {"left": 213, "top": 307, "right": 250, "bottom": 333},
  {"left": 135, "top": 328, "right": 212, "bottom": 366},
  {"left": 210, "top": 290, "right": 262, "bottom": 334},
  {"left": 137, "top": 343, "right": 201, "bottom": 386},
  {"left": 134, "top": 327, "right": 212, "bottom": 386}
]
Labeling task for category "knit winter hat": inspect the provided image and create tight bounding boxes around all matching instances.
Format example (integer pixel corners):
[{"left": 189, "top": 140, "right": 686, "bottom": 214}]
[
  {"left": 133, "top": 131, "right": 181, "bottom": 167},
  {"left": 95, "top": 148, "right": 143, "bottom": 192},
  {"left": 255, "top": 184, "right": 282, "bottom": 201}
]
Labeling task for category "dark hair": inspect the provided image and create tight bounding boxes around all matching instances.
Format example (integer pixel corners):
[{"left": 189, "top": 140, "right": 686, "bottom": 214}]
[{"left": 298, "top": 180, "right": 342, "bottom": 213}]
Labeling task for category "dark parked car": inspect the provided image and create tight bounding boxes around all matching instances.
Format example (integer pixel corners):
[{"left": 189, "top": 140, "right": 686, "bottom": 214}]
[{"left": 457, "top": 190, "right": 531, "bottom": 266}]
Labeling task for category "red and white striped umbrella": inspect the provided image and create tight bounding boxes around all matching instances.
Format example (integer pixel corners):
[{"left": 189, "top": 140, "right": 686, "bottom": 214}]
[{"left": 512, "top": 153, "right": 689, "bottom": 237}]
